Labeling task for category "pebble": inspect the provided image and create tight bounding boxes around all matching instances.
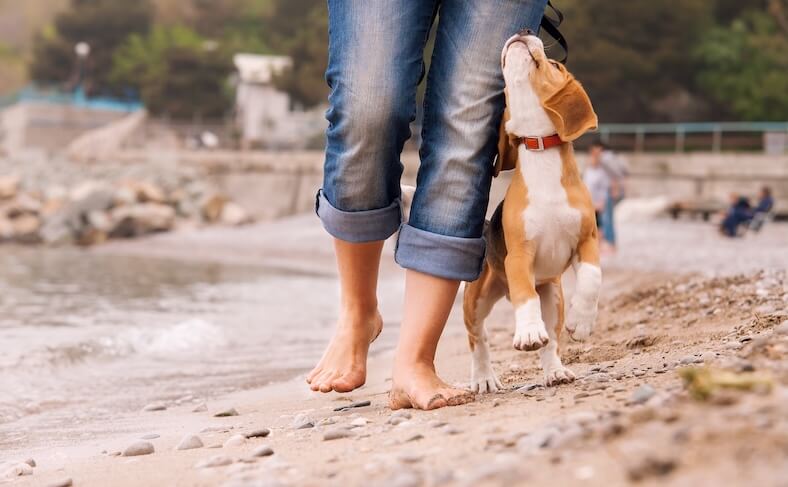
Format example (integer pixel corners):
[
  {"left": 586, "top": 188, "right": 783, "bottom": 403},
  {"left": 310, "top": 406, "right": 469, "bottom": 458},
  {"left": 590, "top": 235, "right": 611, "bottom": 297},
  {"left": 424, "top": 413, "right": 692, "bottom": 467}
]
[
  {"left": 292, "top": 413, "right": 315, "bottom": 429},
  {"left": 122, "top": 441, "right": 155, "bottom": 457},
  {"left": 223, "top": 434, "right": 246, "bottom": 448},
  {"left": 333, "top": 400, "right": 372, "bottom": 412},
  {"left": 405, "top": 433, "right": 424, "bottom": 442},
  {"left": 192, "top": 403, "right": 208, "bottom": 413},
  {"left": 23, "top": 458, "right": 35, "bottom": 467},
  {"left": 398, "top": 453, "right": 422, "bottom": 464},
  {"left": 214, "top": 408, "right": 239, "bottom": 417},
  {"left": 679, "top": 355, "right": 702, "bottom": 365},
  {"left": 444, "top": 426, "right": 462, "bottom": 435},
  {"left": 626, "top": 455, "right": 677, "bottom": 481},
  {"left": 585, "top": 372, "right": 611, "bottom": 383},
  {"left": 630, "top": 384, "right": 656, "bottom": 405},
  {"left": 140, "top": 433, "right": 160, "bottom": 440},
  {"left": 46, "top": 478, "right": 73, "bottom": 487},
  {"left": 176, "top": 435, "right": 204, "bottom": 450},
  {"left": 387, "top": 417, "right": 407, "bottom": 426},
  {"left": 3, "top": 462, "right": 33, "bottom": 477},
  {"left": 245, "top": 428, "right": 271, "bottom": 438},
  {"left": 428, "top": 420, "right": 447, "bottom": 428},
  {"left": 196, "top": 455, "right": 233, "bottom": 468},
  {"left": 323, "top": 427, "right": 355, "bottom": 441},
  {"left": 391, "top": 410, "right": 412, "bottom": 419},
  {"left": 350, "top": 417, "right": 368, "bottom": 427},
  {"left": 142, "top": 402, "right": 167, "bottom": 412},
  {"left": 700, "top": 351, "right": 716, "bottom": 362},
  {"left": 251, "top": 444, "right": 275, "bottom": 457}
]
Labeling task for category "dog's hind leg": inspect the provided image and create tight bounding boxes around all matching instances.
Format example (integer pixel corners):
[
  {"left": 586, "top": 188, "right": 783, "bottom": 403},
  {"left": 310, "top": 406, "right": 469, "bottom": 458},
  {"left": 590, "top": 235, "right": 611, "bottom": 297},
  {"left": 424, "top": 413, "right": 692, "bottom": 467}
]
[
  {"left": 463, "top": 265, "right": 506, "bottom": 393},
  {"left": 538, "top": 279, "right": 575, "bottom": 386}
]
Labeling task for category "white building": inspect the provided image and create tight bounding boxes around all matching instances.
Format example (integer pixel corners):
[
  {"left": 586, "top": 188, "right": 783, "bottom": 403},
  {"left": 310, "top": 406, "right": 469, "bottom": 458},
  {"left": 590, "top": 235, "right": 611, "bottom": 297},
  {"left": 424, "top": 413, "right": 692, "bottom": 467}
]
[{"left": 233, "top": 53, "right": 326, "bottom": 150}]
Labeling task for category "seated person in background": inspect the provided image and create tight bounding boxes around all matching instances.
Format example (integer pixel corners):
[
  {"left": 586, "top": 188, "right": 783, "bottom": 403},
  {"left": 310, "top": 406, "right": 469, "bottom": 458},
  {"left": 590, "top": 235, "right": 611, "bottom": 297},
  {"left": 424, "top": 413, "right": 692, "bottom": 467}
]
[
  {"left": 720, "top": 193, "right": 752, "bottom": 237},
  {"left": 750, "top": 186, "right": 774, "bottom": 232}
]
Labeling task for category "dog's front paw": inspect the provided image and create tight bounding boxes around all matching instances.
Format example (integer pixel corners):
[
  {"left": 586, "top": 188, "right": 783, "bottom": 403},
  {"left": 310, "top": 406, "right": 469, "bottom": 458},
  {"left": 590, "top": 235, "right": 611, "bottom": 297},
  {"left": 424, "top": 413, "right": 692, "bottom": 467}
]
[
  {"left": 513, "top": 321, "right": 550, "bottom": 351},
  {"left": 543, "top": 365, "right": 576, "bottom": 386},
  {"left": 470, "top": 363, "right": 503, "bottom": 394},
  {"left": 565, "top": 303, "right": 597, "bottom": 341}
]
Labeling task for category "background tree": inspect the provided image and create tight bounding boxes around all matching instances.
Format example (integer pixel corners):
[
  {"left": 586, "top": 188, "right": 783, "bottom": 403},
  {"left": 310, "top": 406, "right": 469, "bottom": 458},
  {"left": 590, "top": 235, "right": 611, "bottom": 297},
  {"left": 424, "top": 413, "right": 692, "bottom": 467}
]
[{"left": 29, "top": 0, "right": 153, "bottom": 95}]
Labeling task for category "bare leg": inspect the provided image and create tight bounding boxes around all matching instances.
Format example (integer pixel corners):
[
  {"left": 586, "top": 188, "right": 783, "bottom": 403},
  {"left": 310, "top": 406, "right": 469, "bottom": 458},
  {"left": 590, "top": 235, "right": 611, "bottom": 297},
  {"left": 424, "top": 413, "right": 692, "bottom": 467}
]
[
  {"left": 307, "top": 239, "right": 384, "bottom": 393},
  {"left": 389, "top": 270, "right": 475, "bottom": 410}
]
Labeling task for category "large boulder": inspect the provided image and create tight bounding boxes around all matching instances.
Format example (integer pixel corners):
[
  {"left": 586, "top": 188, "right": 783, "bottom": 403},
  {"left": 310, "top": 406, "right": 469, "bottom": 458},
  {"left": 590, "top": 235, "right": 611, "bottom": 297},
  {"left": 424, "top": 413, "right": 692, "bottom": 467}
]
[
  {"left": 0, "top": 175, "right": 20, "bottom": 200},
  {"left": 109, "top": 203, "right": 176, "bottom": 238}
]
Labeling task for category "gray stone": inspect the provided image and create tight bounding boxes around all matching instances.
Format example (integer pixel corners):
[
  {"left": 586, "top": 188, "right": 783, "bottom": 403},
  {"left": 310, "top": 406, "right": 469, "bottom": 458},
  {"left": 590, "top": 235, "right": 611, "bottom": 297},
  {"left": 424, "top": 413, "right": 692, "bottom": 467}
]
[
  {"left": 774, "top": 320, "right": 788, "bottom": 335},
  {"left": 176, "top": 435, "right": 204, "bottom": 450},
  {"left": 679, "top": 355, "right": 702, "bottom": 365},
  {"left": 223, "top": 434, "right": 246, "bottom": 447},
  {"left": 323, "top": 427, "right": 355, "bottom": 441},
  {"left": 630, "top": 384, "right": 656, "bottom": 405},
  {"left": 245, "top": 428, "right": 271, "bottom": 438},
  {"left": 46, "top": 478, "right": 73, "bottom": 487},
  {"left": 192, "top": 403, "right": 208, "bottom": 413},
  {"left": 195, "top": 455, "right": 233, "bottom": 468},
  {"left": 213, "top": 407, "right": 239, "bottom": 417},
  {"left": 140, "top": 433, "right": 160, "bottom": 440},
  {"left": 23, "top": 458, "right": 35, "bottom": 468},
  {"left": 291, "top": 413, "right": 314, "bottom": 429},
  {"left": 3, "top": 462, "right": 33, "bottom": 477},
  {"left": 251, "top": 445, "right": 274, "bottom": 457},
  {"left": 122, "top": 441, "right": 155, "bottom": 457}
]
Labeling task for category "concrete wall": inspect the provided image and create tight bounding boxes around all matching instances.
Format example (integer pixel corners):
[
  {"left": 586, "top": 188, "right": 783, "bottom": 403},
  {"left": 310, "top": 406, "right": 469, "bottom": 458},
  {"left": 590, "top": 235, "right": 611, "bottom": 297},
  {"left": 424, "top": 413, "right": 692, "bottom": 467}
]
[{"left": 113, "top": 150, "right": 788, "bottom": 220}]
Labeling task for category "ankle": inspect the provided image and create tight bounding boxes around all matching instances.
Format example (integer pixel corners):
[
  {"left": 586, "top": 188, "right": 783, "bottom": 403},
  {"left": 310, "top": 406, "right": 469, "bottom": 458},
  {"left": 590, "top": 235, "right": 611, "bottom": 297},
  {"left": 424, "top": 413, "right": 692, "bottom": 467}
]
[{"left": 339, "top": 299, "right": 379, "bottom": 320}]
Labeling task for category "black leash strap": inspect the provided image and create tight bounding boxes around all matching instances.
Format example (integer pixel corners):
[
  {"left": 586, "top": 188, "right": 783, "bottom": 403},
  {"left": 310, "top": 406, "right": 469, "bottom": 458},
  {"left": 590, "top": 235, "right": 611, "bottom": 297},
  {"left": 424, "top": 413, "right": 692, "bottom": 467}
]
[{"left": 540, "top": 0, "right": 568, "bottom": 64}]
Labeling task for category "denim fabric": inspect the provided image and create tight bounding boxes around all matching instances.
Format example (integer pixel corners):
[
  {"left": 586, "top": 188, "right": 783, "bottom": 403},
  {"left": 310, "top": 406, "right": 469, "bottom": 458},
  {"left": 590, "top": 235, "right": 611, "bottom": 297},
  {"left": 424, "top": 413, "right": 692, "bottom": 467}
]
[{"left": 317, "top": 0, "right": 548, "bottom": 281}]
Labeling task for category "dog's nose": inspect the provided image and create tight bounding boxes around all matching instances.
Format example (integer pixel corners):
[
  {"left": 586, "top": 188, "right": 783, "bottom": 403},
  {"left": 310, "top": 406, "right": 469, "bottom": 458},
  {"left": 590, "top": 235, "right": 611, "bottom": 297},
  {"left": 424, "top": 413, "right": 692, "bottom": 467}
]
[{"left": 518, "top": 28, "right": 536, "bottom": 37}]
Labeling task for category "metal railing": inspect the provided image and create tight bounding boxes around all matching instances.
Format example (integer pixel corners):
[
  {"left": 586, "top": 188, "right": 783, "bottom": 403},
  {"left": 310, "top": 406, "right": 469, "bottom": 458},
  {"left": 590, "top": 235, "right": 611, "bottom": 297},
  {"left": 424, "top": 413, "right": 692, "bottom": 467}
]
[{"left": 594, "top": 121, "right": 788, "bottom": 153}]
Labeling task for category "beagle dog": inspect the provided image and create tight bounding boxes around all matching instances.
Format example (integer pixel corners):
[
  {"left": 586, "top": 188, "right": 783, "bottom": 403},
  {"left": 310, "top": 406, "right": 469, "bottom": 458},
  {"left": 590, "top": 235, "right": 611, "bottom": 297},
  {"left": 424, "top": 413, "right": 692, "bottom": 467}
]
[{"left": 463, "top": 31, "right": 601, "bottom": 392}]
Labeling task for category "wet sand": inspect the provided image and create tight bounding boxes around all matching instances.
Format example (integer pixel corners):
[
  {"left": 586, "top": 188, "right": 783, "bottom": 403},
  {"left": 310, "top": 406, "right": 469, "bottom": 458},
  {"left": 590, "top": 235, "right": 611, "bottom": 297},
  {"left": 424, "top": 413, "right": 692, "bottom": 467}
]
[{"left": 3, "top": 215, "right": 787, "bottom": 486}]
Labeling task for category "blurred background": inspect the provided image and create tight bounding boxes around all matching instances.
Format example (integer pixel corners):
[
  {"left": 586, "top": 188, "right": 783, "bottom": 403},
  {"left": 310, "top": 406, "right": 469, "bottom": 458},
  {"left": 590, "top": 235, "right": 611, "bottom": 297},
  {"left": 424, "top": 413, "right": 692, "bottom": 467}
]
[{"left": 0, "top": 0, "right": 786, "bottom": 463}]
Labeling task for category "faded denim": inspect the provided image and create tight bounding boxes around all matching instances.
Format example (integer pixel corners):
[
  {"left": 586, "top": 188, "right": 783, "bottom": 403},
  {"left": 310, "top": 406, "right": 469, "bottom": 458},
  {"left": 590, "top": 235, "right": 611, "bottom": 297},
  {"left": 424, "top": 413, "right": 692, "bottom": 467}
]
[{"left": 317, "top": 0, "right": 548, "bottom": 281}]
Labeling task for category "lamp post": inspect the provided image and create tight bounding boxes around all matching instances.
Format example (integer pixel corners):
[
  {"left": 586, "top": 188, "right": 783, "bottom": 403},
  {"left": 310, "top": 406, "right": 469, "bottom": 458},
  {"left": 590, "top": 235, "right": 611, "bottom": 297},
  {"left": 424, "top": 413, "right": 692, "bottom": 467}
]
[{"left": 74, "top": 42, "right": 91, "bottom": 102}]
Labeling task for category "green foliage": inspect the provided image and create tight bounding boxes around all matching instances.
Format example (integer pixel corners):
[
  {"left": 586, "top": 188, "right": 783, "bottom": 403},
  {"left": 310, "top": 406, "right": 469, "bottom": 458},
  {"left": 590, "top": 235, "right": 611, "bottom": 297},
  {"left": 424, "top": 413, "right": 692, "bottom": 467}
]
[
  {"left": 111, "top": 26, "right": 232, "bottom": 119},
  {"left": 29, "top": 0, "right": 153, "bottom": 94},
  {"left": 694, "top": 11, "right": 788, "bottom": 121}
]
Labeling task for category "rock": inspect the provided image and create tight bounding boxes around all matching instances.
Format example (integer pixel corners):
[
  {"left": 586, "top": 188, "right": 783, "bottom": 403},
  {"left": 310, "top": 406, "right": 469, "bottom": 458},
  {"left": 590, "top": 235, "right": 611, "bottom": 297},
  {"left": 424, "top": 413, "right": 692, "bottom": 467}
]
[
  {"left": 109, "top": 203, "right": 175, "bottom": 238},
  {"left": 679, "top": 355, "right": 702, "bottom": 365},
  {"left": 114, "top": 185, "right": 137, "bottom": 206},
  {"left": 223, "top": 434, "right": 246, "bottom": 448},
  {"left": 405, "top": 433, "right": 424, "bottom": 442},
  {"left": 200, "top": 194, "right": 227, "bottom": 222},
  {"left": 122, "top": 441, "right": 155, "bottom": 457},
  {"left": 23, "top": 458, "right": 35, "bottom": 468},
  {"left": 3, "top": 462, "right": 33, "bottom": 477},
  {"left": 251, "top": 445, "right": 274, "bottom": 457},
  {"left": 140, "top": 433, "right": 160, "bottom": 440},
  {"left": 626, "top": 455, "right": 677, "bottom": 481},
  {"left": 192, "top": 403, "right": 208, "bottom": 413},
  {"left": 0, "top": 218, "right": 13, "bottom": 240},
  {"left": 133, "top": 181, "right": 167, "bottom": 204},
  {"left": 220, "top": 202, "right": 249, "bottom": 226},
  {"left": 333, "top": 400, "right": 371, "bottom": 412},
  {"left": 213, "top": 407, "right": 239, "bottom": 417},
  {"left": 70, "top": 181, "right": 115, "bottom": 213},
  {"left": 323, "top": 427, "right": 355, "bottom": 441},
  {"left": 195, "top": 455, "right": 233, "bottom": 468},
  {"left": 176, "top": 435, "right": 204, "bottom": 450},
  {"left": 428, "top": 420, "right": 447, "bottom": 428},
  {"left": 585, "top": 372, "right": 611, "bottom": 383},
  {"left": 0, "top": 175, "right": 20, "bottom": 199},
  {"left": 46, "top": 478, "right": 73, "bottom": 487},
  {"left": 245, "top": 428, "right": 271, "bottom": 438},
  {"left": 142, "top": 402, "right": 167, "bottom": 412},
  {"left": 630, "top": 384, "right": 656, "bottom": 405},
  {"left": 398, "top": 453, "right": 422, "bottom": 463},
  {"left": 86, "top": 210, "right": 113, "bottom": 232},
  {"left": 350, "top": 417, "right": 368, "bottom": 427},
  {"left": 292, "top": 414, "right": 315, "bottom": 429},
  {"left": 388, "top": 416, "right": 407, "bottom": 426},
  {"left": 11, "top": 214, "right": 41, "bottom": 242},
  {"left": 700, "top": 351, "right": 716, "bottom": 362}
]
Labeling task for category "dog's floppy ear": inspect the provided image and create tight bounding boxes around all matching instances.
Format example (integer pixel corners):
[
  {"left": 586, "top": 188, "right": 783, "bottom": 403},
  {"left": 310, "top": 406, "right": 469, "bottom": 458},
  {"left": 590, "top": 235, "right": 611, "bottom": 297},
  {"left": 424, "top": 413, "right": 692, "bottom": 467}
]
[
  {"left": 494, "top": 105, "right": 518, "bottom": 177},
  {"left": 531, "top": 61, "right": 597, "bottom": 142}
]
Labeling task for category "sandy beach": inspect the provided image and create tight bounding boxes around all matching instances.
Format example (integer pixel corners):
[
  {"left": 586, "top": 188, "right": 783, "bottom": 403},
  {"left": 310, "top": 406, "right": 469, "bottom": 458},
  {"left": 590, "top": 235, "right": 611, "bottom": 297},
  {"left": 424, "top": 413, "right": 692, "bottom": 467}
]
[{"left": 2, "top": 214, "right": 787, "bottom": 487}]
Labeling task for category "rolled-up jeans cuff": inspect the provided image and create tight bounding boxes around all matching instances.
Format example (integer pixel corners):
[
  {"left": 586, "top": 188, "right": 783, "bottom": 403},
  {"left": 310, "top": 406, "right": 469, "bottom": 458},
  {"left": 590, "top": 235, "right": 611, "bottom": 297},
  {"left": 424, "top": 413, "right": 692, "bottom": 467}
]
[
  {"left": 315, "top": 189, "right": 401, "bottom": 243},
  {"left": 395, "top": 223, "right": 486, "bottom": 281}
]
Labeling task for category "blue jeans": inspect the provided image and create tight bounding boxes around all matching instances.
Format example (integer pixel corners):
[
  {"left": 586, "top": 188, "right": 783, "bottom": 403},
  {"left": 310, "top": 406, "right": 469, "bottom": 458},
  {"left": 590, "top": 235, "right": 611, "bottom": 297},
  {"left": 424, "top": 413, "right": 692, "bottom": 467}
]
[{"left": 317, "top": 0, "right": 547, "bottom": 281}]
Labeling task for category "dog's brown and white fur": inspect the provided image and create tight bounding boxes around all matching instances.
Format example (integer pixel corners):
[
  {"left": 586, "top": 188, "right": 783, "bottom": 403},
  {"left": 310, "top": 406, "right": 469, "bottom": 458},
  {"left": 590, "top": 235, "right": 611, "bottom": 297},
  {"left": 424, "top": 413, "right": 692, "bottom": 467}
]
[{"left": 463, "top": 33, "right": 601, "bottom": 392}]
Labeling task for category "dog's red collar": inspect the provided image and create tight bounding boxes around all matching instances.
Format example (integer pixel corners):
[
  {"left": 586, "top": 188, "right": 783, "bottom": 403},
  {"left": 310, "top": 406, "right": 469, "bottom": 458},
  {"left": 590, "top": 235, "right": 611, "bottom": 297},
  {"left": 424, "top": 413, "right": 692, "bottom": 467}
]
[{"left": 516, "top": 134, "right": 563, "bottom": 151}]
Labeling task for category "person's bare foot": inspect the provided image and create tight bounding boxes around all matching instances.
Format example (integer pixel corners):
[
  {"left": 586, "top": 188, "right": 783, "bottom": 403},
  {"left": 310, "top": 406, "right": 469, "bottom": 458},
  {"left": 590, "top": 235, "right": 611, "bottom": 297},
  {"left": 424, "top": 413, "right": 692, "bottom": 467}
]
[
  {"left": 306, "top": 309, "right": 383, "bottom": 393},
  {"left": 389, "top": 362, "right": 475, "bottom": 410}
]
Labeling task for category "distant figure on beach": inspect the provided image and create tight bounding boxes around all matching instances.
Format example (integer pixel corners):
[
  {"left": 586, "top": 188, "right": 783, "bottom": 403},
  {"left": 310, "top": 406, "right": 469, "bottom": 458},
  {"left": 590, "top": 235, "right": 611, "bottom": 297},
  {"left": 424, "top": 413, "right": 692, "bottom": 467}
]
[
  {"left": 582, "top": 148, "right": 611, "bottom": 245},
  {"left": 308, "top": 0, "right": 550, "bottom": 410},
  {"left": 749, "top": 186, "right": 775, "bottom": 233},
  {"left": 720, "top": 193, "right": 752, "bottom": 237},
  {"left": 589, "top": 140, "right": 627, "bottom": 252}
]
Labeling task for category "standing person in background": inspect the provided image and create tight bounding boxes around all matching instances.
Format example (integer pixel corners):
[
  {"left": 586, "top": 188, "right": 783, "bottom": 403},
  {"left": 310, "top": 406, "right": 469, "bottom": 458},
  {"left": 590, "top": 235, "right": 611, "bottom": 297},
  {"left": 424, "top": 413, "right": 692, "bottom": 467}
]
[
  {"left": 583, "top": 147, "right": 611, "bottom": 247},
  {"left": 589, "top": 140, "right": 627, "bottom": 252}
]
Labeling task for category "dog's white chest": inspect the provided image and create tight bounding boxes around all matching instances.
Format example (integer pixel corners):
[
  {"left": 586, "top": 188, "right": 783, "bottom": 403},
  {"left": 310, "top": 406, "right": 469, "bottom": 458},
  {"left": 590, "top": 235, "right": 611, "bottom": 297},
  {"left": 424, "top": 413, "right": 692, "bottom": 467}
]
[{"left": 518, "top": 149, "right": 581, "bottom": 281}]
